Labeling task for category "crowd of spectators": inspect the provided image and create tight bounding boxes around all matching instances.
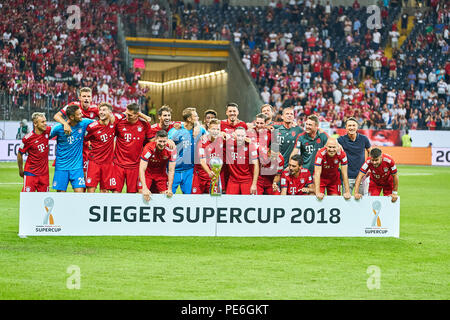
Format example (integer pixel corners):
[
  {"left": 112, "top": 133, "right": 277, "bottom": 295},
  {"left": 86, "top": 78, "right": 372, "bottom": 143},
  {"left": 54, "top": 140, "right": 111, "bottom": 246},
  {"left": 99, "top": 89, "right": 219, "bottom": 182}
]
[
  {"left": 0, "top": 0, "right": 156, "bottom": 112},
  {"left": 172, "top": 0, "right": 449, "bottom": 130}
]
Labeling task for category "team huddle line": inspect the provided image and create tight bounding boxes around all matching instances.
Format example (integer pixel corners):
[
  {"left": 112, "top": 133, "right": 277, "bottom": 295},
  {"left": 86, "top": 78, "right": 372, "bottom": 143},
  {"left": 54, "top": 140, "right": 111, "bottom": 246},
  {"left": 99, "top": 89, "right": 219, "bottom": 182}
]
[{"left": 17, "top": 88, "right": 399, "bottom": 202}]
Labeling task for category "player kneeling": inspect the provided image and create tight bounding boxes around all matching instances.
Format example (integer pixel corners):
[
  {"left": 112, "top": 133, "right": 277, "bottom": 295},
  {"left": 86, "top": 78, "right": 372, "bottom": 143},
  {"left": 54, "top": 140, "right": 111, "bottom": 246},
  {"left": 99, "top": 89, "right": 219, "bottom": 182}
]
[
  {"left": 314, "top": 138, "right": 351, "bottom": 200},
  {"left": 139, "top": 130, "right": 177, "bottom": 201},
  {"left": 280, "top": 154, "right": 315, "bottom": 195},
  {"left": 354, "top": 148, "right": 399, "bottom": 202}
]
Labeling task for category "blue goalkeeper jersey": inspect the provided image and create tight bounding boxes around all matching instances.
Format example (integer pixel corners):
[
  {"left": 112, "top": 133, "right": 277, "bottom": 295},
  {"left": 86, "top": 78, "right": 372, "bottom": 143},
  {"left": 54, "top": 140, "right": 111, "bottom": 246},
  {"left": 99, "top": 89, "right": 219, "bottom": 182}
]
[
  {"left": 50, "top": 119, "right": 93, "bottom": 170},
  {"left": 168, "top": 124, "right": 206, "bottom": 172}
]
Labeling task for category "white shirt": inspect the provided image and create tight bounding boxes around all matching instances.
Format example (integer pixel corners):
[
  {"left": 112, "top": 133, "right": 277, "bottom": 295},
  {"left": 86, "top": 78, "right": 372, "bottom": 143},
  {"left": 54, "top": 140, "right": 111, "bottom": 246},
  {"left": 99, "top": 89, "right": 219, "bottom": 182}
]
[{"left": 373, "top": 32, "right": 381, "bottom": 44}]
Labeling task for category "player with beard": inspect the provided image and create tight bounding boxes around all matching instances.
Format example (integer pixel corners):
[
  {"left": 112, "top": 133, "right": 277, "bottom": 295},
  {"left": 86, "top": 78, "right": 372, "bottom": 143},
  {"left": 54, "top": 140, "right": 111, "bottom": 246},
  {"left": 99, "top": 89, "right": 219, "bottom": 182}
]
[
  {"left": 17, "top": 112, "right": 51, "bottom": 192},
  {"left": 139, "top": 130, "right": 177, "bottom": 201},
  {"left": 224, "top": 127, "right": 259, "bottom": 195},
  {"left": 50, "top": 105, "right": 94, "bottom": 192},
  {"left": 113, "top": 103, "right": 152, "bottom": 193},
  {"left": 354, "top": 148, "right": 399, "bottom": 202},
  {"left": 280, "top": 154, "right": 315, "bottom": 195},
  {"left": 84, "top": 102, "right": 121, "bottom": 193},
  {"left": 290, "top": 115, "right": 329, "bottom": 175},
  {"left": 149, "top": 105, "right": 181, "bottom": 138}
]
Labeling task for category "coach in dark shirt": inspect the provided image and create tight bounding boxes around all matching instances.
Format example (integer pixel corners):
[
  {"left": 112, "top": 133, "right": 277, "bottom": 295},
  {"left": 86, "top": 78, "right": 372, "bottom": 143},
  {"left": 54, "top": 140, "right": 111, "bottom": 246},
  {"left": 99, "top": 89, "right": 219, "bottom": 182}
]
[{"left": 338, "top": 117, "right": 371, "bottom": 195}]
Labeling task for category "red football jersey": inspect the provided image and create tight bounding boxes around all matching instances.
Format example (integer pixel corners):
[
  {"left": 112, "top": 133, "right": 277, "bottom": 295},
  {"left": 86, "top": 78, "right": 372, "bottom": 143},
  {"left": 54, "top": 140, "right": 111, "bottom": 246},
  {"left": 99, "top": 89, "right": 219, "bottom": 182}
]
[
  {"left": 195, "top": 136, "right": 225, "bottom": 180},
  {"left": 224, "top": 140, "right": 258, "bottom": 182},
  {"left": 114, "top": 118, "right": 152, "bottom": 169},
  {"left": 360, "top": 153, "right": 397, "bottom": 185},
  {"left": 18, "top": 126, "right": 51, "bottom": 176},
  {"left": 60, "top": 101, "right": 99, "bottom": 119},
  {"left": 140, "top": 141, "right": 177, "bottom": 176},
  {"left": 85, "top": 114, "right": 122, "bottom": 164},
  {"left": 247, "top": 128, "right": 272, "bottom": 149},
  {"left": 258, "top": 146, "right": 284, "bottom": 184},
  {"left": 314, "top": 147, "right": 348, "bottom": 181},
  {"left": 220, "top": 119, "right": 248, "bottom": 134},
  {"left": 280, "top": 168, "right": 313, "bottom": 195},
  {"left": 149, "top": 121, "right": 180, "bottom": 138}
]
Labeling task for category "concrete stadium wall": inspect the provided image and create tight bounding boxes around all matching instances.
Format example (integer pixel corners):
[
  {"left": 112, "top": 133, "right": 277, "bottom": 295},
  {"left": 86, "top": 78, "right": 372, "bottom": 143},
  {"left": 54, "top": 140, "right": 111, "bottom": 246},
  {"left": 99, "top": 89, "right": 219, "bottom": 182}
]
[{"left": 227, "top": 45, "right": 263, "bottom": 122}]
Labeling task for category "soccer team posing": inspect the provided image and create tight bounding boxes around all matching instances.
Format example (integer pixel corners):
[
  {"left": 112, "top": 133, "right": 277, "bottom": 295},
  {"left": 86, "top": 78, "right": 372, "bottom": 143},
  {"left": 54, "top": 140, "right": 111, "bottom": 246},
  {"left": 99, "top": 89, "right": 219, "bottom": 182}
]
[{"left": 17, "top": 87, "right": 399, "bottom": 202}]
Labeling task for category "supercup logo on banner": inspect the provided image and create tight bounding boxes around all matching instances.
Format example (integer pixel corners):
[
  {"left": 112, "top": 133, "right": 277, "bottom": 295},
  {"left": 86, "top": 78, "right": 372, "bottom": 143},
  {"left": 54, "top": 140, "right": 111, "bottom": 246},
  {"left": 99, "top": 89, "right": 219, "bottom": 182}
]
[{"left": 35, "top": 197, "right": 62, "bottom": 233}]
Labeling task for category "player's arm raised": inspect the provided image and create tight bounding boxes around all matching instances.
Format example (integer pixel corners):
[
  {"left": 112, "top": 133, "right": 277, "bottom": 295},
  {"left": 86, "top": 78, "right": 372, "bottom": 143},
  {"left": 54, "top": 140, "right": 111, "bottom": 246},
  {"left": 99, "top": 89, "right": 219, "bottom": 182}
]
[
  {"left": 54, "top": 110, "right": 72, "bottom": 135},
  {"left": 391, "top": 173, "right": 399, "bottom": 203},
  {"left": 340, "top": 164, "right": 351, "bottom": 200},
  {"left": 139, "top": 159, "right": 151, "bottom": 202}
]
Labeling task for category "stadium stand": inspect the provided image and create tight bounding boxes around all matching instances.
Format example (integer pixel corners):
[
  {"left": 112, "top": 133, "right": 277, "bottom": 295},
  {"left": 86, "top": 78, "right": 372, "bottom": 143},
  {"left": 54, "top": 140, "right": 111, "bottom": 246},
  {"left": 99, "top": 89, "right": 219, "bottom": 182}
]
[
  {"left": 0, "top": 0, "right": 152, "bottom": 119},
  {"left": 170, "top": 0, "right": 448, "bottom": 130},
  {"left": 0, "top": 0, "right": 448, "bottom": 131}
]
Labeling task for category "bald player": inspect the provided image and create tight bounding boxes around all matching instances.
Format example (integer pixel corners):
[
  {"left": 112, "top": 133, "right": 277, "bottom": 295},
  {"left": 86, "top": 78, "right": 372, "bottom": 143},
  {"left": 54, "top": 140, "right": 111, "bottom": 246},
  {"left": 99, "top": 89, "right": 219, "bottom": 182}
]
[{"left": 314, "top": 138, "right": 351, "bottom": 200}]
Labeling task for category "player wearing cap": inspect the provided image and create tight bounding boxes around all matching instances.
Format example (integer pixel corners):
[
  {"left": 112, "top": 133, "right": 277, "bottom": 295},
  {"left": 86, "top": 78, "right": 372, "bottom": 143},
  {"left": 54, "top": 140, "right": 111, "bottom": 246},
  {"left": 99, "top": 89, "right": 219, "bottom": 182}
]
[
  {"left": 314, "top": 138, "right": 351, "bottom": 200},
  {"left": 139, "top": 130, "right": 177, "bottom": 201},
  {"left": 17, "top": 112, "right": 51, "bottom": 192},
  {"left": 280, "top": 154, "right": 315, "bottom": 195},
  {"left": 354, "top": 148, "right": 399, "bottom": 202}
]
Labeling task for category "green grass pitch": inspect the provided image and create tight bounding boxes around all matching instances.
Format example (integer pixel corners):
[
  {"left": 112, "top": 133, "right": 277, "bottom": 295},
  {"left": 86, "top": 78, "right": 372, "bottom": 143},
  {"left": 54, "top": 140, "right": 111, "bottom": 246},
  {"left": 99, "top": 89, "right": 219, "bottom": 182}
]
[{"left": 0, "top": 162, "right": 449, "bottom": 300}]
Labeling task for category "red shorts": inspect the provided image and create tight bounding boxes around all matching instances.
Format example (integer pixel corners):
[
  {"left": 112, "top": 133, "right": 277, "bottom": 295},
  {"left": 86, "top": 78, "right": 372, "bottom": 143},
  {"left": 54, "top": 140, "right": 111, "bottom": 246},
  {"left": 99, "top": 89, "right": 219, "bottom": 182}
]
[
  {"left": 86, "top": 161, "right": 115, "bottom": 190},
  {"left": 320, "top": 180, "right": 341, "bottom": 195},
  {"left": 226, "top": 180, "right": 252, "bottom": 195},
  {"left": 192, "top": 174, "right": 211, "bottom": 194},
  {"left": 139, "top": 174, "right": 168, "bottom": 193},
  {"left": 257, "top": 178, "right": 279, "bottom": 195},
  {"left": 368, "top": 183, "right": 393, "bottom": 196},
  {"left": 113, "top": 164, "right": 139, "bottom": 193},
  {"left": 22, "top": 174, "right": 49, "bottom": 192}
]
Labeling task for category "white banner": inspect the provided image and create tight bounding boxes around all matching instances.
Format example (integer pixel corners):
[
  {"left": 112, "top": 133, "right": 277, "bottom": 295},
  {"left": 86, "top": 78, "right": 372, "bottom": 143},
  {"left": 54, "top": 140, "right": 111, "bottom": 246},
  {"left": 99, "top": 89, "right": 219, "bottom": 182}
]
[
  {"left": 432, "top": 147, "right": 450, "bottom": 166},
  {"left": 19, "top": 193, "right": 400, "bottom": 237},
  {"left": 0, "top": 140, "right": 56, "bottom": 161}
]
